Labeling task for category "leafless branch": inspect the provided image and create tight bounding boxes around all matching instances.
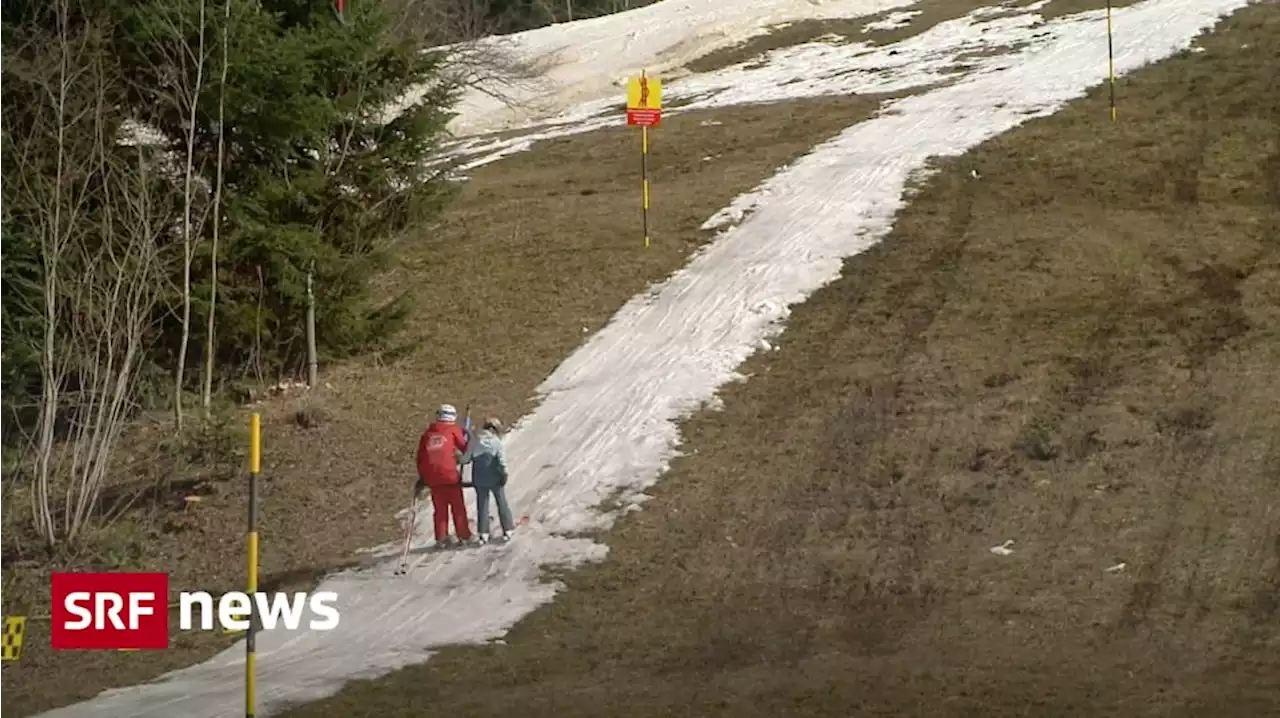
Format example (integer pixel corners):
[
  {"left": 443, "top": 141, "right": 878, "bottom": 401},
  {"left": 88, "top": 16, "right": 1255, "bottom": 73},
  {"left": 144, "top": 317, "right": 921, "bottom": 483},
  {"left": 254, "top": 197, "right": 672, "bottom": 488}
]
[
  {"left": 384, "top": 0, "right": 546, "bottom": 114},
  {"left": 4, "top": 0, "right": 173, "bottom": 545}
]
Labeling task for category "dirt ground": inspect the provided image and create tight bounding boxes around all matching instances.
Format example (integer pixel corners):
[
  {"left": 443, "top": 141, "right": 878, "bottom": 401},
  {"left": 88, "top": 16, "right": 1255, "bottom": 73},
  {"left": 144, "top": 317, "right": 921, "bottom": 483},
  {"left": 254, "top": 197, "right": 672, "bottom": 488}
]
[
  {"left": 0, "top": 95, "right": 879, "bottom": 716},
  {"left": 273, "top": 6, "right": 1280, "bottom": 718},
  {"left": 686, "top": 0, "right": 1139, "bottom": 74}
]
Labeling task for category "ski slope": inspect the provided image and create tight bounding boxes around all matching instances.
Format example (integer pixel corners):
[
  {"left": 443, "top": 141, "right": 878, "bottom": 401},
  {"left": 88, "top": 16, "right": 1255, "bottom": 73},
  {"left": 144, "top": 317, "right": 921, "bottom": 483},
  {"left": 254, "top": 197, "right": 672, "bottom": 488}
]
[
  {"left": 39, "top": 1, "right": 1254, "bottom": 716},
  {"left": 426, "top": 0, "right": 918, "bottom": 136}
]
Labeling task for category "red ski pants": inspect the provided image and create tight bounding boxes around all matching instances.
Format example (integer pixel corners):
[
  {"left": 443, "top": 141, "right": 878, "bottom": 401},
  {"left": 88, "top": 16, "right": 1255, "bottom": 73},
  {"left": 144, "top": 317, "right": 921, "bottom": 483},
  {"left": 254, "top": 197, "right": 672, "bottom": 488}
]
[{"left": 428, "top": 484, "right": 471, "bottom": 541}]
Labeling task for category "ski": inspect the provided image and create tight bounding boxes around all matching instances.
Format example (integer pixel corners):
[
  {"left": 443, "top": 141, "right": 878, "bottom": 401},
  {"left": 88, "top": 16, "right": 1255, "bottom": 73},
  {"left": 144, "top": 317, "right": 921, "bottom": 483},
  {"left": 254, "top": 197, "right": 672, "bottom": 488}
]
[
  {"left": 394, "top": 516, "right": 530, "bottom": 574},
  {"left": 478, "top": 515, "right": 531, "bottom": 548}
]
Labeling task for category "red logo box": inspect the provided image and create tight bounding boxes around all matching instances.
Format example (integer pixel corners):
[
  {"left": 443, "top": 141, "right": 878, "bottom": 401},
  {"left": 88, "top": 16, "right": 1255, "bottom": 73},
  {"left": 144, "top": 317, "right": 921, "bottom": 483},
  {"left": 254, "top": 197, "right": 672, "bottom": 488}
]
[{"left": 50, "top": 572, "right": 169, "bottom": 650}]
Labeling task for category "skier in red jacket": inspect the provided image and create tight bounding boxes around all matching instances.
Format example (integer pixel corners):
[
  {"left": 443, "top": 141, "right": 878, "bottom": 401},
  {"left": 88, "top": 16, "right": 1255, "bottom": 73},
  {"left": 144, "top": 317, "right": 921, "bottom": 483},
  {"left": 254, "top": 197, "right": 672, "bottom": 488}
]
[{"left": 415, "top": 404, "right": 473, "bottom": 546}]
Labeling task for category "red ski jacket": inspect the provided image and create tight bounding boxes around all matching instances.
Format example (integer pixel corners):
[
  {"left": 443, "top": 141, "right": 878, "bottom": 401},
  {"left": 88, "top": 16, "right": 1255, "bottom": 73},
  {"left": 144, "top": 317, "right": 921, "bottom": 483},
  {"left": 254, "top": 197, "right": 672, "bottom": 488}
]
[{"left": 417, "top": 420, "right": 468, "bottom": 487}]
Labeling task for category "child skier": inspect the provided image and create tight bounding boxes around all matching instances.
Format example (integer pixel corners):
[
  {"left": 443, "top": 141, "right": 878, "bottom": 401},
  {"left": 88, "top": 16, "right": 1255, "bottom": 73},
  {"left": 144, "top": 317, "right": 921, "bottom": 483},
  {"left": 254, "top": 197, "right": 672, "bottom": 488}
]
[{"left": 460, "top": 417, "right": 516, "bottom": 543}]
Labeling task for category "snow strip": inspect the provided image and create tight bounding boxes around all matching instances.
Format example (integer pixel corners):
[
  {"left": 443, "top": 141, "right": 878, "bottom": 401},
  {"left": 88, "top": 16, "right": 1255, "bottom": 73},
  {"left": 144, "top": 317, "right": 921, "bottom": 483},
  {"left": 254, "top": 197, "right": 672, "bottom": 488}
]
[{"left": 37, "top": 1, "right": 1252, "bottom": 716}]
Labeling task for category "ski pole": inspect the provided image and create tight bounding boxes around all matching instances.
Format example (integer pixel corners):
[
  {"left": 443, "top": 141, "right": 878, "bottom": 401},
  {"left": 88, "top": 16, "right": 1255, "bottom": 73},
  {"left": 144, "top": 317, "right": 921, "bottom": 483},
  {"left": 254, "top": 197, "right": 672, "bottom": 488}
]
[
  {"left": 459, "top": 403, "right": 472, "bottom": 482},
  {"left": 394, "top": 494, "right": 418, "bottom": 574}
]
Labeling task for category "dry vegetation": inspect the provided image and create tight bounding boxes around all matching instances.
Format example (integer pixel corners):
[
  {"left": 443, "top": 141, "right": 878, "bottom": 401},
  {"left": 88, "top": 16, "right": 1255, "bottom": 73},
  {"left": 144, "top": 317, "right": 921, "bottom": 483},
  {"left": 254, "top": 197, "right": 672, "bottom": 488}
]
[
  {"left": 274, "top": 5, "right": 1279, "bottom": 717},
  {"left": 686, "top": 0, "right": 1140, "bottom": 74},
  {"left": 0, "top": 95, "right": 879, "bottom": 718}
]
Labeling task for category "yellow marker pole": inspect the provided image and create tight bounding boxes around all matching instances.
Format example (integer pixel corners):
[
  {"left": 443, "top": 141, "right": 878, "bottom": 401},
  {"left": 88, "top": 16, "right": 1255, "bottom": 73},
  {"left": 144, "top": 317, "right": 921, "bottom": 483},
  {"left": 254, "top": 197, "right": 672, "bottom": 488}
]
[
  {"left": 642, "top": 123, "right": 651, "bottom": 249},
  {"left": 246, "top": 413, "right": 261, "bottom": 718},
  {"left": 1106, "top": 0, "right": 1116, "bottom": 121},
  {"left": 640, "top": 69, "right": 652, "bottom": 249},
  {"left": 626, "top": 70, "right": 660, "bottom": 248}
]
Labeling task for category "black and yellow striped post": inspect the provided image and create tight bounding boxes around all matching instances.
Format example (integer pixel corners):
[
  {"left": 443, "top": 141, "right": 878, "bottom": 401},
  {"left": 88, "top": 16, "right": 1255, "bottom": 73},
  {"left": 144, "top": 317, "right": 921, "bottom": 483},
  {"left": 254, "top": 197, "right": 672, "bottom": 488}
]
[
  {"left": 641, "top": 118, "right": 651, "bottom": 249},
  {"left": 246, "top": 413, "right": 261, "bottom": 718},
  {"left": 625, "top": 70, "right": 662, "bottom": 248},
  {"left": 1106, "top": 0, "right": 1116, "bottom": 121},
  {"left": 1, "top": 616, "right": 26, "bottom": 661}
]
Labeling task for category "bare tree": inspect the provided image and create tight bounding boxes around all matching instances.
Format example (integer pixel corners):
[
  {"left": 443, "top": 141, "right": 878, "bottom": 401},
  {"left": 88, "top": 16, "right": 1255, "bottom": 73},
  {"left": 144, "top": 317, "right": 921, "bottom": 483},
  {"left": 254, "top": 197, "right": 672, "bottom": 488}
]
[
  {"left": 531, "top": 0, "right": 561, "bottom": 24},
  {"left": 4, "top": 0, "right": 105, "bottom": 544},
  {"left": 175, "top": 0, "right": 209, "bottom": 431},
  {"left": 130, "top": 0, "right": 212, "bottom": 431},
  {"left": 381, "top": 0, "right": 544, "bottom": 114},
  {"left": 201, "top": 0, "right": 231, "bottom": 414},
  {"left": 4, "top": 0, "right": 172, "bottom": 545},
  {"left": 59, "top": 148, "right": 169, "bottom": 540}
]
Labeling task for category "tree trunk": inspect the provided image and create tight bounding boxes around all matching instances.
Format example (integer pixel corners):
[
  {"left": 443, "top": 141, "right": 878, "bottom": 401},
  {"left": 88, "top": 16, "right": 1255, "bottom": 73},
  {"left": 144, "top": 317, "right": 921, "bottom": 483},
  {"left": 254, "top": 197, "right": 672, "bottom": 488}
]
[
  {"left": 202, "top": 0, "right": 231, "bottom": 415},
  {"left": 175, "top": 0, "right": 209, "bottom": 431},
  {"left": 306, "top": 262, "right": 318, "bottom": 389}
]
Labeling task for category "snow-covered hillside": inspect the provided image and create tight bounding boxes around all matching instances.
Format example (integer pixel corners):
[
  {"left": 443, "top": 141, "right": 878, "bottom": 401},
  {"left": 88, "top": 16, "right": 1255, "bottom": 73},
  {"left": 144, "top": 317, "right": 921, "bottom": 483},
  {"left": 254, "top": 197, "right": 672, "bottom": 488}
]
[
  {"left": 434, "top": 0, "right": 917, "bottom": 136},
  {"left": 38, "top": 1, "right": 1255, "bottom": 716}
]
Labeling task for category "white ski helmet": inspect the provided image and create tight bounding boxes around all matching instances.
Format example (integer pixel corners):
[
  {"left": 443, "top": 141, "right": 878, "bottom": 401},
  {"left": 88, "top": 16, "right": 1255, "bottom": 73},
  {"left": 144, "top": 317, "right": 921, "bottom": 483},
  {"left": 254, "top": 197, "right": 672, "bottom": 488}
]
[{"left": 437, "top": 404, "right": 458, "bottom": 422}]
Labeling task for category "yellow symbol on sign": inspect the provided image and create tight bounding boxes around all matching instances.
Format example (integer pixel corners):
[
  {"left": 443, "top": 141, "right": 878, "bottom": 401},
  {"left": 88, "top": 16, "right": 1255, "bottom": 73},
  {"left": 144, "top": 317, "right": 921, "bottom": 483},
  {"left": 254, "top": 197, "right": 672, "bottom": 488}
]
[
  {"left": 626, "top": 75, "right": 662, "bottom": 111},
  {"left": 2, "top": 616, "right": 27, "bottom": 661}
]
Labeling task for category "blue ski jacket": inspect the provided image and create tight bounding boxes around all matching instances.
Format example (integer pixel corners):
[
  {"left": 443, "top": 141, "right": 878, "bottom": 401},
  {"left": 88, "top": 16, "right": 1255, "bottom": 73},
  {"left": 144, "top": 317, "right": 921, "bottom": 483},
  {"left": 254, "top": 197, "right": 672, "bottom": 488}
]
[{"left": 461, "top": 429, "right": 509, "bottom": 488}]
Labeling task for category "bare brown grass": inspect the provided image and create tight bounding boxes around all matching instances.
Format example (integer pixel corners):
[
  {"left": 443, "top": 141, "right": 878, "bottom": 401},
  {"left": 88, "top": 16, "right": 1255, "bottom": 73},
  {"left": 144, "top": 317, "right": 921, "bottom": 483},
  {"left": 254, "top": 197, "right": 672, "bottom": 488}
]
[
  {"left": 275, "top": 6, "right": 1280, "bottom": 718},
  {"left": 0, "top": 95, "right": 881, "bottom": 717}
]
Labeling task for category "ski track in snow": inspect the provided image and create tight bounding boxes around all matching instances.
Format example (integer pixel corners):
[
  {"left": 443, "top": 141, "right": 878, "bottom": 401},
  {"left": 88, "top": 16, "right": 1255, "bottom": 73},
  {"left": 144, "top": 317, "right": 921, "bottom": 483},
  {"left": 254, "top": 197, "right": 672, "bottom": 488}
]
[{"left": 40, "top": 1, "right": 1253, "bottom": 716}]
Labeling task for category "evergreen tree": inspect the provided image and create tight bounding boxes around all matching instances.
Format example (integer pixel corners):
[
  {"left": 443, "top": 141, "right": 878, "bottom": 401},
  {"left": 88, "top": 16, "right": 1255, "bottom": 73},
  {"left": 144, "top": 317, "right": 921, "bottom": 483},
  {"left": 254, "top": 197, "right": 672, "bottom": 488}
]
[
  {"left": 2, "top": 0, "right": 459, "bottom": 415},
  {"left": 113, "top": 0, "right": 459, "bottom": 376}
]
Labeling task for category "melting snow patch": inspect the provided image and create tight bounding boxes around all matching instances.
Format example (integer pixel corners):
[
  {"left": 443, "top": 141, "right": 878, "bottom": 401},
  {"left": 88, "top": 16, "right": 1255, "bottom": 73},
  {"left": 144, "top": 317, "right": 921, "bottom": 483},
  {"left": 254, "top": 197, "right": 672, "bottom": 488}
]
[
  {"left": 444, "top": 0, "right": 924, "bottom": 136},
  {"left": 990, "top": 540, "right": 1016, "bottom": 556},
  {"left": 445, "top": 4, "right": 1081, "bottom": 169}
]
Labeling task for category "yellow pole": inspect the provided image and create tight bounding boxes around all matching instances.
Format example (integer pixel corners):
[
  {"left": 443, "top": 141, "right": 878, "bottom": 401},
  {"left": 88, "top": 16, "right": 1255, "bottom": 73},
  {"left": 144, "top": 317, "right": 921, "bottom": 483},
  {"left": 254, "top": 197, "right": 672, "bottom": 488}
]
[
  {"left": 1106, "top": 0, "right": 1116, "bottom": 121},
  {"left": 246, "top": 413, "right": 261, "bottom": 718},
  {"left": 641, "top": 123, "right": 650, "bottom": 248}
]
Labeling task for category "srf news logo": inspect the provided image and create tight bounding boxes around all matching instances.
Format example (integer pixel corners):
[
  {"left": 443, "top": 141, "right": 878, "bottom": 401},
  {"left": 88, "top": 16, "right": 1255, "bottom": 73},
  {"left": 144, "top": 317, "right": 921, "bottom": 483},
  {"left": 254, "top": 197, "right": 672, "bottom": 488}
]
[{"left": 51, "top": 572, "right": 340, "bottom": 650}]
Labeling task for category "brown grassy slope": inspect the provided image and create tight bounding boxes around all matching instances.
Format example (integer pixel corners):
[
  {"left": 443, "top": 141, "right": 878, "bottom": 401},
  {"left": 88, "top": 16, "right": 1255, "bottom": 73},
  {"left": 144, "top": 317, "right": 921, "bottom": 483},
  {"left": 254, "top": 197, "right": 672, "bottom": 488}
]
[
  {"left": 686, "top": 0, "right": 1139, "bottom": 74},
  {"left": 0, "top": 96, "right": 879, "bottom": 718},
  {"left": 279, "top": 6, "right": 1280, "bottom": 718}
]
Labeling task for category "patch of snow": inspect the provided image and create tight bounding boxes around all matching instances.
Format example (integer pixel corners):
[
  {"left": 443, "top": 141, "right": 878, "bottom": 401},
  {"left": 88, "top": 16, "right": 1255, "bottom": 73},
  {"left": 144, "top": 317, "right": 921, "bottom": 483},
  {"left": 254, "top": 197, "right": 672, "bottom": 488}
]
[
  {"left": 442, "top": 4, "right": 1075, "bottom": 170},
  {"left": 436, "top": 0, "right": 921, "bottom": 136}
]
